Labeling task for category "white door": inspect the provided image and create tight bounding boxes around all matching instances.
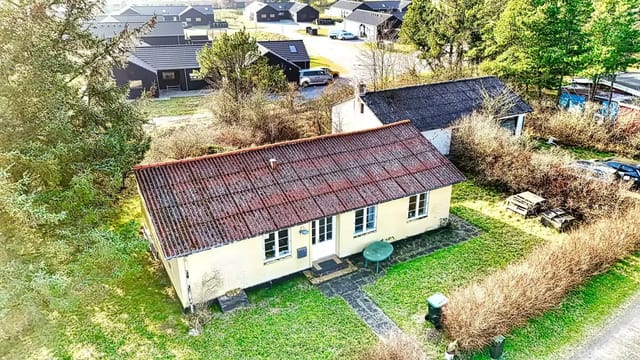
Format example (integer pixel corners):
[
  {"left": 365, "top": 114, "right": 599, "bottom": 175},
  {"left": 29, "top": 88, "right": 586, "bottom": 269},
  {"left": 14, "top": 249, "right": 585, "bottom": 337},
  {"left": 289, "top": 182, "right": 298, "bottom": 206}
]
[{"left": 311, "top": 216, "right": 336, "bottom": 261}]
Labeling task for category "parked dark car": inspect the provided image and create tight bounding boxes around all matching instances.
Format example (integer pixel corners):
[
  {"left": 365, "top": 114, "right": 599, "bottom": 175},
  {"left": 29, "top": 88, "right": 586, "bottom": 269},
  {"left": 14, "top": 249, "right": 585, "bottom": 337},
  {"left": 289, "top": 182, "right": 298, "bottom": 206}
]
[
  {"left": 567, "top": 160, "right": 618, "bottom": 183},
  {"left": 599, "top": 158, "right": 640, "bottom": 185}
]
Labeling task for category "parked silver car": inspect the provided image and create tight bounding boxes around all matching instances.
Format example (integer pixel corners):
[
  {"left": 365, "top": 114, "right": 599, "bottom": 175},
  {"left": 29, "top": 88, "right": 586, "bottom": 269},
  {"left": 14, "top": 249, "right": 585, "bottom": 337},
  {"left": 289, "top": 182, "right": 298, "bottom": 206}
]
[{"left": 299, "top": 69, "right": 333, "bottom": 87}]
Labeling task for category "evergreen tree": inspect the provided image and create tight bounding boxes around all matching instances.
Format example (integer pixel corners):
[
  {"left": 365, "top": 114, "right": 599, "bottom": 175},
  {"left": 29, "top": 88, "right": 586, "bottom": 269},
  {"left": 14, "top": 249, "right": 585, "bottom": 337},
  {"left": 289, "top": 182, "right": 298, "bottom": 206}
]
[
  {"left": 197, "top": 29, "right": 287, "bottom": 101},
  {"left": 581, "top": 0, "right": 640, "bottom": 100},
  {"left": 0, "top": 0, "right": 150, "bottom": 235}
]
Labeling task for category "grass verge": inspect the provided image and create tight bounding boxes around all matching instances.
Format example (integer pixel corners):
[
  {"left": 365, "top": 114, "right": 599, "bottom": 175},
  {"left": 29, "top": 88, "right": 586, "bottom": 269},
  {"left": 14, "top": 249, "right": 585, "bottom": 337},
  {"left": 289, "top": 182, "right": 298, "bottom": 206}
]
[
  {"left": 310, "top": 55, "right": 348, "bottom": 75},
  {"left": 141, "top": 96, "right": 209, "bottom": 118}
]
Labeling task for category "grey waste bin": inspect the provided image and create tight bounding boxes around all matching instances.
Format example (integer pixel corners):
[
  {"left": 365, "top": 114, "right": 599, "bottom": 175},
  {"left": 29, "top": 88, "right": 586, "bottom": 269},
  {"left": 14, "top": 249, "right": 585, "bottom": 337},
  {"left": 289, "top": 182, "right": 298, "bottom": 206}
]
[
  {"left": 489, "top": 335, "right": 505, "bottom": 359},
  {"left": 425, "top": 293, "right": 448, "bottom": 329}
]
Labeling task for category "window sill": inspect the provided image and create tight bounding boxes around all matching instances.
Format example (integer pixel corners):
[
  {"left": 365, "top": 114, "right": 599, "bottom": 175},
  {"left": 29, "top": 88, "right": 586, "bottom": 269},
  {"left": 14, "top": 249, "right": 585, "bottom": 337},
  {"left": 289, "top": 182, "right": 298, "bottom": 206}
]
[
  {"left": 264, "top": 254, "right": 292, "bottom": 265},
  {"left": 354, "top": 229, "right": 376, "bottom": 238},
  {"left": 407, "top": 214, "right": 429, "bottom": 223}
]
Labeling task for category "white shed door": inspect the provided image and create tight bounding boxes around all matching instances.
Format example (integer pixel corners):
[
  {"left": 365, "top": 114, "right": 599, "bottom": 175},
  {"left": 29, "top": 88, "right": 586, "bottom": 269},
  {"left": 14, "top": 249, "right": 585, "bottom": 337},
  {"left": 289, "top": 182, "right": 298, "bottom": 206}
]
[{"left": 311, "top": 216, "right": 336, "bottom": 261}]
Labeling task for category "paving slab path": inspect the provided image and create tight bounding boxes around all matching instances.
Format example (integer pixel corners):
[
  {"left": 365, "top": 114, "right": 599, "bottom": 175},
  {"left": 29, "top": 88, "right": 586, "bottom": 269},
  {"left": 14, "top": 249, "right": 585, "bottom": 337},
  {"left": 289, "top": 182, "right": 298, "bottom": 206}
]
[{"left": 568, "top": 292, "right": 640, "bottom": 360}]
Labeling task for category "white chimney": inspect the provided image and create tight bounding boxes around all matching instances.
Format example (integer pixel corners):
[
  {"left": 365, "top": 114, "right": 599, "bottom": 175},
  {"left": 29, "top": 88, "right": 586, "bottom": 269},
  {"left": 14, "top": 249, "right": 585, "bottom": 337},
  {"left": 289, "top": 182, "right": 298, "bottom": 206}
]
[
  {"left": 358, "top": 83, "right": 367, "bottom": 96},
  {"left": 269, "top": 158, "right": 278, "bottom": 170}
]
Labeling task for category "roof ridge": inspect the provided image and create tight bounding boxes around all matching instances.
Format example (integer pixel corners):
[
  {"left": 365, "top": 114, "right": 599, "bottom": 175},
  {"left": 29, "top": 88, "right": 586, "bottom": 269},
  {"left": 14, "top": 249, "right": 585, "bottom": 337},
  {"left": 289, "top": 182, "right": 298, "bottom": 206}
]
[
  {"left": 363, "top": 75, "right": 499, "bottom": 96},
  {"left": 134, "top": 120, "right": 413, "bottom": 171}
]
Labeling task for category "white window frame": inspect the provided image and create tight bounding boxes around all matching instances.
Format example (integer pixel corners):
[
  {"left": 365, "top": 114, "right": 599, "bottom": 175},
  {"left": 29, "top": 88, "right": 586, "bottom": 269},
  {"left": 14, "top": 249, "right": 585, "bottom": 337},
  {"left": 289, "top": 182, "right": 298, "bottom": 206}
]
[
  {"left": 261, "top": 13, "right": 267, "bottom": 18},
  {"left": 185, "top": 17, "right": 192, "bottom": 22},
  {"left": 408, "top": 192, "right": 429, "bottom": 220},
  {"left": 128, "top": 80, "right": 143, "bottom": 89},
  {"left": 264, "top": 229, "right": 290, "bottom": 262},
  {"left": 354, "top": 205, "right": 376, "bottom": 235},
  {"left": 312, "top": 216, "right": 334, "bottom": 244},
  {"left": 195, "top": 17, "right": 202, "bottom": 22},
  {"left": 270, "top": 13, "right": 276, "bottom": 18}
]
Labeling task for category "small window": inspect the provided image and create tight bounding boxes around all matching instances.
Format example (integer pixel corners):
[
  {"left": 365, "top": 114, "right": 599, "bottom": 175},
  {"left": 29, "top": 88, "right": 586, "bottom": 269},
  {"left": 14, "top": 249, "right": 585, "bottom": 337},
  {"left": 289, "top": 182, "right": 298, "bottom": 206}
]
[
  {"left": 161, "top": 72, "right": 176, "bottom": 80},
  {"left": 408, "top": 192, "right": 429, "bottom": 219},
  {"left": 289, "top": 45, "right": 297, "bottom": 53},
  {"left": 185, "top": 17, "right": 192, "bottom": 22},
  {"left": 354, "top": 205, "right": 376, "bottom": 235},
  {"left": 188, "top": 72, "right": 199, "bottom": 81},
  {"left": 360, "top": 103, "right": 365, "bottom": 113},
  {"left": 173, "top": 16, "right": 177, "bottom": 21},
  {"left": 264, "top": 229, "right": 290, "bottom": 261},
  {"left": 270, "top": 13, "right": 276, "bottom": 18},
  {"left": 278, "top": 12, "right": 284, "bottom": 15},
  {"left": 261, "top": 13, "right": 267, "bottom": 18},
  {"left": 312, "top": 217, "right": 334, "bottom": 244},
  {"left": 195, "top": 17, "right": 202, "bottom": 22},
  {"left": 129, "top": 80, "right": 143, "bottom": 89}
]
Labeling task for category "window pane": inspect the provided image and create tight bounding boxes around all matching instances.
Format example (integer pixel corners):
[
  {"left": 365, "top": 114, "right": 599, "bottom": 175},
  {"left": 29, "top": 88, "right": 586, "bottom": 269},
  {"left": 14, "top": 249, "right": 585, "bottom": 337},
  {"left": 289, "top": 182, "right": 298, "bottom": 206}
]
[
  {"left": 311, "top": 221, "right": 316, "bottom": 245},
  {"left": 265, "top": 233, "right": 275, "bottom": 259},
  {"left": 355, "top": 209, "right": 364, "bottom": 233},
  {"left": 408, "top": 195, "right": 417, "bottom": 218},
  {"left": 366, "top": 206, "right": 375, "bottom": 230}
]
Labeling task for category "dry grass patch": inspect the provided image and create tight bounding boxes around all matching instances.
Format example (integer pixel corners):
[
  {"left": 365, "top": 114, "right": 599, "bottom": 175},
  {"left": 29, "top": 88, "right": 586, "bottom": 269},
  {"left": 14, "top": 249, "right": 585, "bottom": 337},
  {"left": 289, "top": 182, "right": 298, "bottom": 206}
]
[{"left": 358, "top": 333, "right": 426, "bottom": 360}]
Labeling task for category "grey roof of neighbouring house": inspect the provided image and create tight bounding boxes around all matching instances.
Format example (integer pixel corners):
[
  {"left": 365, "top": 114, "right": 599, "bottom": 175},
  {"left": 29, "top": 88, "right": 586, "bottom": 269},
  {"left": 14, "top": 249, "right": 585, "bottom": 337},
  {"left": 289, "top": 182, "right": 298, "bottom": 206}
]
[
  {"left": 345, "top": 9, "right": 396, "bottom": 26},
  {"left": 98, "top": 14, "right": 161, "bottom": 22},
  {"left": 268, "top": 2, "right": 295, "bottom": 11},
  {"left": 361, "top": 76, "right": 533, "bottom": 131},
  {"left": 88, "top": 21, "right": 185, "bottom": 39},
  {"left": 130, "top": 44, "right": 206, "bottom": 71},
  {"left": 330, "top": 0, "right": 372, "bottom": 11},
  {"left": 289, "top": 2, "right": 316, "bottom": 13},
  {"left": 363, "top": 0, "right": 400, "bottom": 11},
  {"left": 258, "top": 40, "right": 310, "bottom": 64},
  {"left": 120, "top": 5, "right": 208, "bottom": 16},
  {"left": 190, "top": 5, "right": 215, "bottom": 15}
]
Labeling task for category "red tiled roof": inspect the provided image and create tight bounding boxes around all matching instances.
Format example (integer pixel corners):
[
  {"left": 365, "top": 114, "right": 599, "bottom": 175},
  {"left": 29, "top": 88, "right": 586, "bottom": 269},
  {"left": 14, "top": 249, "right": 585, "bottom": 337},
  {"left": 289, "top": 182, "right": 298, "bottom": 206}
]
[{"left": 134, "top": 121, "right": 465, "bottom": 259}]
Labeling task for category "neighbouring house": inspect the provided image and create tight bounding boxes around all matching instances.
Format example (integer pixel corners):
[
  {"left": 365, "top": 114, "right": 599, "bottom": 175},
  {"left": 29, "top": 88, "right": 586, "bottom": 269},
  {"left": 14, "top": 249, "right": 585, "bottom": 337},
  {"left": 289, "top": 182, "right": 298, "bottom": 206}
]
[
  {"left": 563, "top": 73, "right": 640, "bottom": 121},
  {"left": 88, "top": 21, "right": 187, "bottom": 45},
  {"left": 95, "top": 14, "right": 167, "bottom": 22},
  {"left": 134, "top": 121, "right": 466, "bottom": 309},
  {"left": 343, "top": 9, "right": 402, "bottom": 42},
  {"left": 325, "top": 0, "right": 372, "bottom": 18},
  {"left": 244, "top": 1, "right": 319, "bottom": 22},
  {"left": 326, "top": 0, "right": 410, "bottom": 18},
  {"left": 332, "top": 76, "right": 533, "bottom": 155},
  {"left": 113, "top": 44, "right": 208, "bottom": 99},
  {"left": 117, "top": 5, "right": 216, "bottom": 27},
  {"left": 258, "top": 40, "right": 310, "bottom": 82}
]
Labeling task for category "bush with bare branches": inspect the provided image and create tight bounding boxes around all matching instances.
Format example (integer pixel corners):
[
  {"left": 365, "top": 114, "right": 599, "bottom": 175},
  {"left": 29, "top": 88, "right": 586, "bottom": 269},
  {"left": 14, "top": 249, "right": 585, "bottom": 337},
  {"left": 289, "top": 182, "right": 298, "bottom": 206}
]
[
  {"left": 442, "top": 206, "right": 640, "bottom": 350},
  {"left": 527, "top": 102, "right": 640, "bottom": 158},
  {"left": 451, "top": 111, "right": 627, "bottom": 220},
  {"left": 145, "top": 123, "right": 232, "bottom": 163},
  {"left": 358, "top": 333, "right": 426, "bottom": 360}
]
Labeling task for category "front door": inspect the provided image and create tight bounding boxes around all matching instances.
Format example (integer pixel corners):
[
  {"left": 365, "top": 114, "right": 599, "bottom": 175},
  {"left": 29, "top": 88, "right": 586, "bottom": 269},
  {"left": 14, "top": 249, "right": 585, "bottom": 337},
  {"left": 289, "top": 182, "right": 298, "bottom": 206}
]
[{"left": 311, "top": 216, "right": 336, "bottom": 261}]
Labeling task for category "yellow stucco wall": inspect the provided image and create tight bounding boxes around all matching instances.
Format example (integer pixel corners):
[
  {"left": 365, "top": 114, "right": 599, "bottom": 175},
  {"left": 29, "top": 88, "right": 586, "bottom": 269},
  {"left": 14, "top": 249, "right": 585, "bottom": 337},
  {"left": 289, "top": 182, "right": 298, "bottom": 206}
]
[{"left": 144, "top": 186, "right": 454, "bottom": 308}]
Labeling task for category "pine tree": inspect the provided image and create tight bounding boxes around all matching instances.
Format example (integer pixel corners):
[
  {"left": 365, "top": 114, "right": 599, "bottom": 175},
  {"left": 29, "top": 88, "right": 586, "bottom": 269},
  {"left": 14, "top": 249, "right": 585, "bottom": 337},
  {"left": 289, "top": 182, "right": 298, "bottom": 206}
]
[{"left": 0, "top": 0, "right": 150, "bottom": 235}]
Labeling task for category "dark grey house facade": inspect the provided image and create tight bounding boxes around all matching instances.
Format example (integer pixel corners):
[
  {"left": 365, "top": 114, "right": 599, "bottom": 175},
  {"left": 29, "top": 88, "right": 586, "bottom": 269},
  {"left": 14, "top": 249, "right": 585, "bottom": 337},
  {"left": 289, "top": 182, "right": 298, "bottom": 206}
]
[
  {"left": 343, "top": 10, "right": 402, "bottom": 42},
  {"left": 117, "top": 5, "right": 215, "bottom": 27},
  {"left": 325, "top": 0, "right": 373, "bottom": 18},
  {"left": 244, "top": 2, "right": 318, "bottom": 22},
  {"left": 257, "top": 40, "right": 310, "bottom": 82},
  {"left": 114, "top": 44, "right": 209, "bottom": 99}
]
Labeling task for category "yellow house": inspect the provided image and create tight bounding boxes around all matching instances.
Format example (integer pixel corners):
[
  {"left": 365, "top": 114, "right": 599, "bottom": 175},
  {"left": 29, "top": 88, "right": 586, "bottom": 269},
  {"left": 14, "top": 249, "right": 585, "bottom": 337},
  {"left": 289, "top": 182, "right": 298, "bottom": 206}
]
[{"left": 134, "top": 121, "right": 465, "bottom": 310}]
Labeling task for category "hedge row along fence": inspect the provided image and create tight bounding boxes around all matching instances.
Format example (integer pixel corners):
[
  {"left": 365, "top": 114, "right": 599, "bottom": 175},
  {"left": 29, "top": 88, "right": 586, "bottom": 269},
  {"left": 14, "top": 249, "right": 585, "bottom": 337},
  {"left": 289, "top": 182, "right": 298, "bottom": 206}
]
[
  {"left": 441, "top": 205, "right": 640, "bottom": 350},
  {"left": 450, "top": 111, "right": 630, "bottom": 220}
]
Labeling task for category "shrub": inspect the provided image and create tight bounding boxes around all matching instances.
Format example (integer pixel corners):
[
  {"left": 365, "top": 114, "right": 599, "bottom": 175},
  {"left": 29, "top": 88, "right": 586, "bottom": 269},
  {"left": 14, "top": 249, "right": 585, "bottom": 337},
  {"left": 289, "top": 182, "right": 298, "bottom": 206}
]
[
  {"left": 145, "top": 123, "right": 230, "bottom": 163},
  {"left": 450, "top": 112, "right": 628, "bottom": 220},
  {"left": 442, "top": 206, "right": 640, "bottom": 350},
  {"left": 357, "top": 333, "right": 425, "bottom": 360},
  {"left": 527, "top": 101, "right": 640, "bottom": 158}
]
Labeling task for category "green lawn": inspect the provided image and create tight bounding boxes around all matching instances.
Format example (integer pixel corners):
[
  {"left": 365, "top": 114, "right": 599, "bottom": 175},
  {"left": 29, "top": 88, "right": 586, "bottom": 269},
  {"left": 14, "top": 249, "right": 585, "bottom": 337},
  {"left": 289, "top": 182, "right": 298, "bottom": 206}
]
[
  {"left": 141, "top": 96, "right": 209, "bottom": 118},
  {"left": 310, "top": 55, "right": 348, "bottom": 75},
  {"left": 1, "top": 192, "right": 374, "bottom": 359},
  {"left": 364, "top": 180, "right": 640, "bottom": 359}
]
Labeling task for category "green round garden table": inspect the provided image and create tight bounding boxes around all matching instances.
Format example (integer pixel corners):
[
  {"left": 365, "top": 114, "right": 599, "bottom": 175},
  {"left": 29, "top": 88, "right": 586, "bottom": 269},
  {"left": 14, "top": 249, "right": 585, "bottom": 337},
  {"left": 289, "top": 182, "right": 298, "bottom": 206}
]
[{"left": 363, "top": 241, "right": 394, "bottom": 273}]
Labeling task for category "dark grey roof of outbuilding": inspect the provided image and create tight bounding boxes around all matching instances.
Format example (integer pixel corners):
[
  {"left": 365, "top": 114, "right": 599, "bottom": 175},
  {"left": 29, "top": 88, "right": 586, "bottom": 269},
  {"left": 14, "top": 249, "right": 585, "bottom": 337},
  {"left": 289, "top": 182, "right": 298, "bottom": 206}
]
[
  {"left": 268, "top": 2, "right": 295, "bottom": 10},
  {"left": 345, "top": 9, "right": 395, "bottom": 26},
  {"left": 258, "top": 40, "right": 310, "bottom": 64},
  {"left": 190, "top": 5, "right": 215, "bottom": 14},
  {"left": 121, "top": 5, "right": 190, "bottom": 16},
  {"left": 289, "top": 2, "right": 316, "bottom": 13},
  {"left": 130, "top": 44, "right": 206, "bottom": 71},
  {"left": 330, "top": 0, "right": 371, "bottom": 11},
  {"left": 103, "top": 15, "right": 161, "bottom": 22},
  {"left": 361, "top": 76, "right": 533, "bottom": 131},
  {"left": 363, "top": 0, "right": 400, "bottom": 11},
  {"left": 88, "top": 21, "right": 185, "bottom": 39}
]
